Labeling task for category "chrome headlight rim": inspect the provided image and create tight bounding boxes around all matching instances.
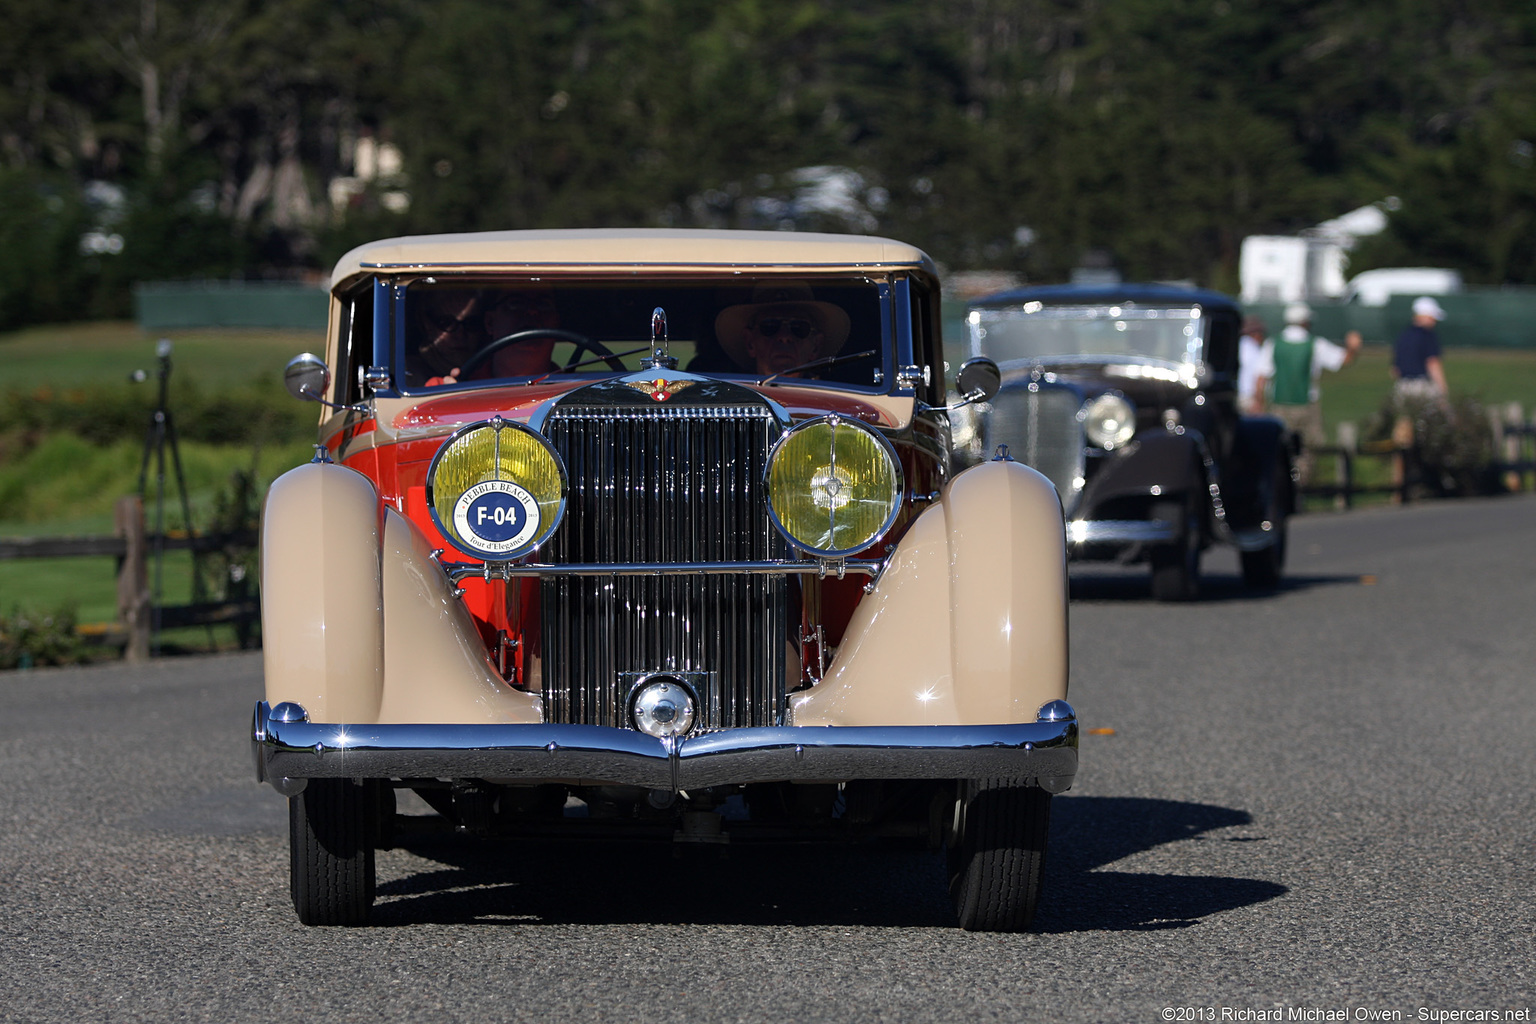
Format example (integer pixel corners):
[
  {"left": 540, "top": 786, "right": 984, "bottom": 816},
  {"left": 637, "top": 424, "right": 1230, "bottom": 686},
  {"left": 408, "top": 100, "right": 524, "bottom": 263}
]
[
  {"left": 424, "top": 416, "right": 569, "bottom": 562},
  {"left": 1082, "top": 392, "right": 1136, "bottom": 450},
  {"left": 627, "top": 674, "right": 701, "bottom": 740},
  {"left": 764, "top": 413, "right": 905, "bottom": 559}
]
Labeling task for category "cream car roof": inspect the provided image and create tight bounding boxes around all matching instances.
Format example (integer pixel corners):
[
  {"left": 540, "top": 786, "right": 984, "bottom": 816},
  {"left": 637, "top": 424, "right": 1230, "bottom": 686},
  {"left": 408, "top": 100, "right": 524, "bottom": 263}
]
[{"left": 330, "top": 228, "right": 936, "bottom": 291}]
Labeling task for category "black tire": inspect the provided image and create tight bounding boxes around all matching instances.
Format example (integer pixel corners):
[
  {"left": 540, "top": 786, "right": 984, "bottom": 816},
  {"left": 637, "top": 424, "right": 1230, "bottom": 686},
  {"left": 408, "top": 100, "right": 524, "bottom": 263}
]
[
  {"left": 947, "top": 779, "right": 1052, "bottom": 932},
  {"left": 290, "top": 778, "right": 378, "bottom": 926},
  {"left": 1149, "top": 495, "right": 1202, "bottom": 602},
  {"left": 1241, "top": 454, "right": 1290, "bottom": 590}
]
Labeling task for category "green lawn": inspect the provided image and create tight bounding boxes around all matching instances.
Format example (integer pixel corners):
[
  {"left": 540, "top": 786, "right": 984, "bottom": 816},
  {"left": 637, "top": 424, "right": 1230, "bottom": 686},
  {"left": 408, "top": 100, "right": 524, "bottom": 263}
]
[
  {"left": 4, "top": 323, "right": 1536, "bottom": 657},
  {"left": 0, "top": 549, "right": 198, "bottom": 624},
  {"left": 0, "top": 320, "right": 324, "bottom": 389},
  {"left": 0, "top": 435, "right": 313, "bottom": 534},
  {"left": 1, "top": 321, "right": 318, "bottom": 652},
  {"left": 1303, "top": 345, "right": 1536, "bottom": 508},
  {"left": 1319, "top": 344, "right": 1536, "bottom": 440}
]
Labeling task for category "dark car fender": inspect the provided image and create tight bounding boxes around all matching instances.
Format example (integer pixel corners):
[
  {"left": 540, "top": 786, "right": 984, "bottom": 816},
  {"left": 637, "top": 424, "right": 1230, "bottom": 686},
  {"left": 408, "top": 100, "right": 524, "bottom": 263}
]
[
  {"left": 1226, "top": 415, "right": 1295, "bottom": 527},
  {"left": 1078, "top": 430, "right": 1208, "bottom": 515}
]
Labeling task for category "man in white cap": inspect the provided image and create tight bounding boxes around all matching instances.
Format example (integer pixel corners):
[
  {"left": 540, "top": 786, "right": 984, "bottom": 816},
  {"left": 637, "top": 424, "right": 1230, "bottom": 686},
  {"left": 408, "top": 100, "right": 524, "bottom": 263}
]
[
  {"left": 1391, "top": 296, "right": 1449, "bottom": 400},
  {"left": 1257, "top": 301, "right": 1362, "bottom": 485}
]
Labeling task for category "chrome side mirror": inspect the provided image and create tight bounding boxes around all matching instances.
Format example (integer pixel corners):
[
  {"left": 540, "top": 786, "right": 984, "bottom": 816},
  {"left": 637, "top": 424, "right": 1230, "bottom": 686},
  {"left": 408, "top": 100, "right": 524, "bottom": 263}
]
[
  {"left": 284, "top": 353, "right": 366, "bottom": 413},
  {"left": 284, "top": 353, "right": 331, "bottom": 403},
  {"left": 950, "top": 357, "right": 1001, "bottom": 409}
]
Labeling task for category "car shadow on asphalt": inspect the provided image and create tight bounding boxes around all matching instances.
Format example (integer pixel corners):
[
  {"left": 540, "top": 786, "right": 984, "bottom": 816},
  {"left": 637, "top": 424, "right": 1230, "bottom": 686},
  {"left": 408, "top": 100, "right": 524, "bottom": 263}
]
[
  {"left": 371, "top": 795, "right": 1285, "bottom": 932},
  {"left": 1030, "top": 795, "right": 1288, "bottom": 933},
  {"left": 1069, "top": 569, "right": 1360, "bottom": 603}
]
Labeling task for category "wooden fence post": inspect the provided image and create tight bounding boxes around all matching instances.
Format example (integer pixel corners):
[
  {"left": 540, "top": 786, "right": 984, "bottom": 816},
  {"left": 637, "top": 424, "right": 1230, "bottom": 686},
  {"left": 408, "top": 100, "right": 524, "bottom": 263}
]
[
  {"left": 1390, "top": 414, "right": 1414, "bottom": 504},
  {"left": 1335, "top": 421, "right": 1358, "bottom": 510},
  {"left": 115, "top": 496, "right": 150, "bottom": 662},
  {"left": 1503, "top": 402, "right": 1526, "bottom": 493}
]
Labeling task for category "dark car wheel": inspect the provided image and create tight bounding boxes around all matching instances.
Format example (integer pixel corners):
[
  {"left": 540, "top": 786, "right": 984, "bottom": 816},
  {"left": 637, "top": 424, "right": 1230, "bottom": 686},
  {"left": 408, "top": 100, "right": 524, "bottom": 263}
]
[
  {"left": 1149, "top": 495, "right": 1202, "bottom": 602},
  {"left": 1241, "top": 455, "right": 1290, "bottom": 589},
  {"left": 290, "top": 778, "right": 378, "bottom": 926},
  {"left": 948, "top": 778, "right": 1052, "bottom": 932}
]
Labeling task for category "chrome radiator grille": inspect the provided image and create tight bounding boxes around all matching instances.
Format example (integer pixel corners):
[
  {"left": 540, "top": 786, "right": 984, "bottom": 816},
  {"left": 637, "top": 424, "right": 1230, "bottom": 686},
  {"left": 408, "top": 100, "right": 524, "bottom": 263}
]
[
  {"left": 539, "top": 402, "right": 787, "bottom": 731},
  {"left": 985, "top": 383, "right": 1086, "bottom": 511}
]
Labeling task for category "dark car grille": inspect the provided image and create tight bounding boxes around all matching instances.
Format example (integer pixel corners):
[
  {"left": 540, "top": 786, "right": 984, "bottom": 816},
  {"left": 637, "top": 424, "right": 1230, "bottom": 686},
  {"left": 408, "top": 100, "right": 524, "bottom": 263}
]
[
  {"left": 985, "top": 383, "right": 1085, "bottom": 511},
  {"left": 539, "top": 402, "right": 788, "bottom": 731}
]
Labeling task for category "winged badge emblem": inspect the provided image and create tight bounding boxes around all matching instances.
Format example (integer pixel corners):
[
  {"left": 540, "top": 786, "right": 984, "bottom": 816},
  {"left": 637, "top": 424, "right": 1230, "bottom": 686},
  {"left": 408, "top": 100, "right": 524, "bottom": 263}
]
[{"left": 625, "top": 378, "right": 696, "bottom": 402}]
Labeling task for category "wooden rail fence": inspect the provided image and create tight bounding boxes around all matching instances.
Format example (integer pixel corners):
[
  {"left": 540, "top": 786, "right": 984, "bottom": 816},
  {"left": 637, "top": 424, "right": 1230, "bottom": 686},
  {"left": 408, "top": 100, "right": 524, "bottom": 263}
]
[
  {"left": 5, "top": 409, "right": 1534, "bottom": 663},
  {"left": 0, "top": 495, "right": 257, "bottom": 661},
  {"left": 1300, "top": 402, "right": 1536, "bottom": 507}
]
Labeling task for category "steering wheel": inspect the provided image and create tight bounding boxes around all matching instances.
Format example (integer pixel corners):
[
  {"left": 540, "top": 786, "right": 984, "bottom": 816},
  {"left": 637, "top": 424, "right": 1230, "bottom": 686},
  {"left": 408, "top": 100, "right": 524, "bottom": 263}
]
[{"left": 456, "top": 329, "right": 626, "bottom": 377}]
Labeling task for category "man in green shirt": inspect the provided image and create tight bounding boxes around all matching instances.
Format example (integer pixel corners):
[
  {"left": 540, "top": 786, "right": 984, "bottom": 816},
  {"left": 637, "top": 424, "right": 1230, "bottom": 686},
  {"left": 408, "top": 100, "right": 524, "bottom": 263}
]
[{"left": 1256, "top": 302, "right": 1362, "bottom": 485}]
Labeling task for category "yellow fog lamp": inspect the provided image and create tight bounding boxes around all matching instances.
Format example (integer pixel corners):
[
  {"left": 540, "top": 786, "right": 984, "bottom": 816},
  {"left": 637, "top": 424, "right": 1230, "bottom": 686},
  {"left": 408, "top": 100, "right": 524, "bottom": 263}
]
[
  {"left": 425, "top": 417, "right": 567, "bottom": 560},
  {"left": 766, "top": 414, "right": 903, "bottom": 557}
]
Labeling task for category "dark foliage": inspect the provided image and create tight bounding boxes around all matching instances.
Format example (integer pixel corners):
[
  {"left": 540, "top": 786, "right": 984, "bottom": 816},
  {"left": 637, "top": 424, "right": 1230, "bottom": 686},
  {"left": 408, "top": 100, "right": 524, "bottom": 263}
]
[
  {"left": 0, "top": 379, "right": 314, "bottom": 449},
  {"left": 1367, "top": 392, "right": 1502, "bottom": 498},
  {"left": 0, "top": 604, "right": 91, "bottom": 669},
  {"left": 2, "top": 0, "right": 1535, "bottom": 331}
]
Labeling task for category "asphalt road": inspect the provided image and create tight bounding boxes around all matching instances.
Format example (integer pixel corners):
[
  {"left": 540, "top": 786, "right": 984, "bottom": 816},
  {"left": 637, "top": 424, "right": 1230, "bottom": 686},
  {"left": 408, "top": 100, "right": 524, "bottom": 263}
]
[{"left": 2, "top": 495, "right": 1533, "bottom": 1023}]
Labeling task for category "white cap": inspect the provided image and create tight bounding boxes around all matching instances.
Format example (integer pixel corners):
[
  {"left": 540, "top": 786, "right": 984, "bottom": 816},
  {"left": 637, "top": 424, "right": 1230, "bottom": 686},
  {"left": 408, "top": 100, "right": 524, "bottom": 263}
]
[
  {"left": 1283, "top": 301, "right": 1311, "bottom": 325},
  {"left": 1412, "top": 296, "right": 1446, "bottom": 320}
]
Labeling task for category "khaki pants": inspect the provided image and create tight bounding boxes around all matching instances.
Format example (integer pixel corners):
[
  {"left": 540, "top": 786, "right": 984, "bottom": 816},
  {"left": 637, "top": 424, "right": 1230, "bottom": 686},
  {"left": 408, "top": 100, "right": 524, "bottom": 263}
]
[{"left": 1273, "top": 402, "right": 1324, "bottom": 487}]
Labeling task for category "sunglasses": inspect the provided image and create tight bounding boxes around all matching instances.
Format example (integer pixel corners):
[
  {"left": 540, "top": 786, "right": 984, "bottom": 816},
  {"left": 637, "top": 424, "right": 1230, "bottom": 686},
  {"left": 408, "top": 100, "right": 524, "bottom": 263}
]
[{"left": 754, "top": 317, "right": 818, "bottom": 339}]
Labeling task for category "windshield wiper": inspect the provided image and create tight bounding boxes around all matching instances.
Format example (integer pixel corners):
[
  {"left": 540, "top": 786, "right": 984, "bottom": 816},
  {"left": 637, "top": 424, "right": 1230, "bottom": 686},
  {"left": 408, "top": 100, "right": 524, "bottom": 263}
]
[
  {"left": 758, "top": 349, "right": 878, "bottom": 387},
  {"left": 525, "top": 344, "right": 651, "bottom": 386}
]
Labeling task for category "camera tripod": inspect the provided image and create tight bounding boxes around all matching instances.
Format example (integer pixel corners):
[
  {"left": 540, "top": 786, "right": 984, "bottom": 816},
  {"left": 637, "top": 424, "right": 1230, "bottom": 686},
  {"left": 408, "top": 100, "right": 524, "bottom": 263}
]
[{"left": 134, "top": 339, "right": 203, "bottom": 656}]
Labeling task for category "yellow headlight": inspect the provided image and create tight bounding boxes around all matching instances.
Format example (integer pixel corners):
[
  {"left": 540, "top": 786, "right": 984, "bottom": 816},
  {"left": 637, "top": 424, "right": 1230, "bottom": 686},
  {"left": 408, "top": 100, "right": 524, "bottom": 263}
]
[
  {"left": 426, "top": 417, "right": 566, "bottom": 560},
  {"left": 767, "top": 415, "right": 903, "bottom": 557}
]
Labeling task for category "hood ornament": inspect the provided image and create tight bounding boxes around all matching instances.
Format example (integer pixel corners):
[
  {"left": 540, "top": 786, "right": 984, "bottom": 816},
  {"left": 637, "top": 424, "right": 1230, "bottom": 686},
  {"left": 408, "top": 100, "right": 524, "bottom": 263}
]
[
  {"left": 640, "top": 306, "right": 678, "bottom": 370},
  {"left": 626, "top": 377, "right": 696, "bottom": 402}
]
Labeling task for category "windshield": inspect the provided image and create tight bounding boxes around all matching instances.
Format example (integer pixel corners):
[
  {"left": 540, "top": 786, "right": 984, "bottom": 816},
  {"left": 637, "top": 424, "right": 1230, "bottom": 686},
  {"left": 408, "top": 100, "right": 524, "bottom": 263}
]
[
  {"left": 398, "top": 277, "right": 887, "bottom": 392},
  {"left": 968, "top": 304, "right": 1206, "bottom": 367}
]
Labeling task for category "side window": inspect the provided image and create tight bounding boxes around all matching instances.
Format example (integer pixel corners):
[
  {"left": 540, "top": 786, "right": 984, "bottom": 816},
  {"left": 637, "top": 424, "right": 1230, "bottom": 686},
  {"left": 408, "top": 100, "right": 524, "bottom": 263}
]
[
  {"left": 335, "top": 282, "right": 374, "bottom": 405},
  {"left": 909, "top": 279, "right": 944, "bottom": 405},
  {"left": 1205, "top": 311, "right": 1237, "bottom": 385}
]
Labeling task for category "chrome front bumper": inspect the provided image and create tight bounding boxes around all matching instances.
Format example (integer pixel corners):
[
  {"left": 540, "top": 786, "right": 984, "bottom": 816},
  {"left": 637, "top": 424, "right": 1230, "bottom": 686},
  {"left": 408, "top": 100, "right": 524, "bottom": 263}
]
[
  {"left": 1066, "top": 518, "right": 1178, "bottom": 545},
  {"left": 252, "top": 701, "right": 1079, "bottom": 796}
]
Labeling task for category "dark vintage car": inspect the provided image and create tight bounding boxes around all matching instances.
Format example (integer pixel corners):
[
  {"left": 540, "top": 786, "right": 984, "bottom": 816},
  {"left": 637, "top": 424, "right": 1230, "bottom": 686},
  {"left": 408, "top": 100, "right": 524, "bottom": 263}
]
[
  {"left": 254, "top": 229, "right": 1077, "bottom": 931},
  {"left": 963, "top": 283, "right": 1292, "bottom": 600}
]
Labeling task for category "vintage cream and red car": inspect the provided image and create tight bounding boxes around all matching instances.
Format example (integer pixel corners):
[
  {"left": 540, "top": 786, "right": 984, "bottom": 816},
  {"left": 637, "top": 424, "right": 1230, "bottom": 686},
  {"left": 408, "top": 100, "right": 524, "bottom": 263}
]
[{"left": 252, "top": 229, "right": 1076, "bottom": 931}]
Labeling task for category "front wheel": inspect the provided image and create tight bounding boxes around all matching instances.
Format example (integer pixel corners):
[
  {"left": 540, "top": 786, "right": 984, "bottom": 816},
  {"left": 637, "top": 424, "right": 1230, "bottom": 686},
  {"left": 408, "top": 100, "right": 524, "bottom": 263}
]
[
  {"left": 947, "top": 779, "right": 1052, "bottom": 932},
  {"left": 290, "top": 778, "right": 379, "bottom": 926},
  {"left": 1149, "top": 495, "right": 1203, "bottom": 602},
  {"left": 1241, "top": 454, "right": 1290, "bottom": 590}
]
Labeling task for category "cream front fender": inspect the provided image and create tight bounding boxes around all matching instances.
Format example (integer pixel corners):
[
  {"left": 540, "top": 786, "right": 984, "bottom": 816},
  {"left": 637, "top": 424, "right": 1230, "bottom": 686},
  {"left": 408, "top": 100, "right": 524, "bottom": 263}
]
[
  {"left": 376, "top": 508, "right": 541, "bottom": 724},
  {"left": 260, "top": 462, "right": 386, "bottom": 722},
  {"left": 791, "top": 459, "right": 1068, "bottom": 727},
  {"left": 260, "top": 461, "right": 540, "bottom": 726}
]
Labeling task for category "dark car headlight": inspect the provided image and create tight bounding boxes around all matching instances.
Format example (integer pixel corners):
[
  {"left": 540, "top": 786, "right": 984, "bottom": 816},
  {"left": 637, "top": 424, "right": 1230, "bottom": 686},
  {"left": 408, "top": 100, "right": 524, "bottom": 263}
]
[
  {"left": 766, "top": 414, "right": 903, "bottom": 557},
  {"left": 426, "top": 417, "right": 567, "bottom": 560},
  {"left": 1083, "top": 394, "right": 1135, "bottom": 449}
]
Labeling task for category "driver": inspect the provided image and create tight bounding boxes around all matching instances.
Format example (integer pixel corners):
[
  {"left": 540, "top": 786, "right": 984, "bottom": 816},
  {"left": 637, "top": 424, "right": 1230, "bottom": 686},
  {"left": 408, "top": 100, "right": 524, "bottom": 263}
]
[
  {"left": 715, "top": 281, "right": 850, "bottom": 377},
  {"left": 424, "top": 287, "right": 561, "bottom": 386},
  {"left": 414, "top": 288, "right": 488, "bottom": 382}
]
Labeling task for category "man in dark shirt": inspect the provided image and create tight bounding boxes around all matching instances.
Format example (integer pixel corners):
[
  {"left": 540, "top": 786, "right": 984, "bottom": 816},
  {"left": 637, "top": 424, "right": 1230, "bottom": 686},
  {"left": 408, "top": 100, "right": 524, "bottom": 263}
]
[{"left": 1391, "top": 296, "right": 1448, "bottom": 399}]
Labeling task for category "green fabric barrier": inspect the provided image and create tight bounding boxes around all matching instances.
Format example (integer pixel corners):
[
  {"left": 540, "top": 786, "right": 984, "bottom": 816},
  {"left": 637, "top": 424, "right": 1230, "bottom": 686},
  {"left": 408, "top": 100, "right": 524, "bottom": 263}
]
[
  {"left": 1246, "top": 289, "right": 1536, "bottom": 349},
  {"left": 133, "top": 282, "right": 328, "bottom": 331}
]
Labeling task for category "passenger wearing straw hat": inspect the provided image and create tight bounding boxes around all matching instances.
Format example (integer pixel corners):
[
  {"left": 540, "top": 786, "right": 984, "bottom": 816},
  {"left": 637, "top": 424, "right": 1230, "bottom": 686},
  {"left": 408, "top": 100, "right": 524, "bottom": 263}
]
[{"left": 714, "top": 281, "right": 851, "bottom": 376}]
